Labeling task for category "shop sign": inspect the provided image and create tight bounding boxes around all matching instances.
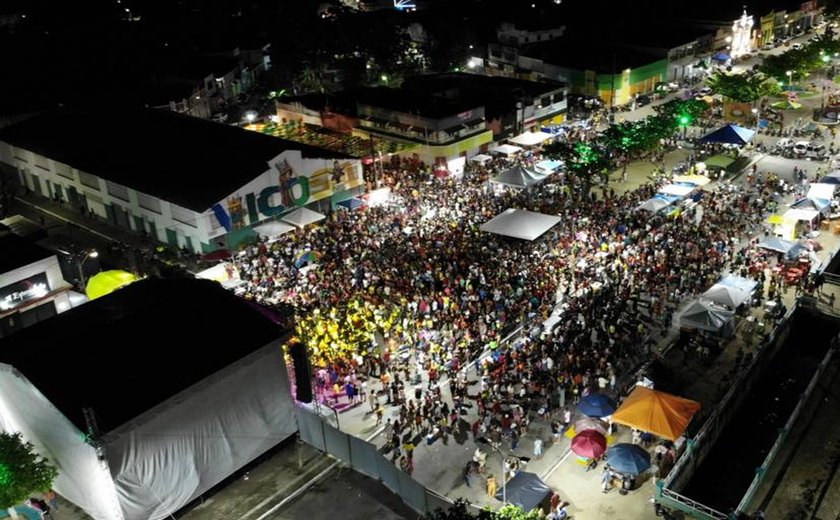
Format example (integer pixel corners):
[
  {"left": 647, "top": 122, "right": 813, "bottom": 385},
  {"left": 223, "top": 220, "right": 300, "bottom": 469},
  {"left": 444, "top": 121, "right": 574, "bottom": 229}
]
[{"left": 0, "top": 273, "right": 50, "bottom": 311}]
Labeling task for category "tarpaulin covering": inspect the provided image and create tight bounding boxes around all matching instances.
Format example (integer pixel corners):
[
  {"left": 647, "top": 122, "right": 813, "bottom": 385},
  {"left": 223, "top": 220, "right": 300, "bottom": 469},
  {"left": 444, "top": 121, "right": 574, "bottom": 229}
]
[
  {"left": 480, "top": 208, "right": 561, "bottom": 241},
  {"left": 673, "top": 174, "right": 711, "bottom": 186},
  {"left": 757, "top": 236, "right": 797, "bottom": 254},
  {"left": 470, "top": 154, "right": 493, "bottom": 164},
  {"left": 508, "top": 131, "right": 554, "bottom": 146},
  {"left": 488, "top": 144, "right": 523, "bottom": 156},
  {"left": 495, "top": 471, "right": 551, "bottom": 511},
  {"left": 610, "top": 386, "right": 701, "bottom": 441},
  {"left": 807, "top": 183, "right": 836, "bottom": 200},
  {"left": 718, "top": 274, "right": 758, "bottom": 293},
  {"left": 658, "top": 184, "right": 695, "bottom": 197}
]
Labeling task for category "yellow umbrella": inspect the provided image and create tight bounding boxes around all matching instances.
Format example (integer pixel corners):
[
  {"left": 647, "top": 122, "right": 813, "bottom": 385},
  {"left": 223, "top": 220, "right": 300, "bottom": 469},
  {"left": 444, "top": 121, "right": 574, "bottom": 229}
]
[
  {"left": 85, "top": 270, "right": 139, "bottom": 300},
  {"left": 767, "top": 214, "right": 785, "bottom": 225}
]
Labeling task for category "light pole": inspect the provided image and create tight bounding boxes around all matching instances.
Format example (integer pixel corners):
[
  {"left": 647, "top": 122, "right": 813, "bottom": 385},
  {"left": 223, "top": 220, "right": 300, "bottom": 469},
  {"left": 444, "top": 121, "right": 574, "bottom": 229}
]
[
  {"left": 785, "top": 70, "right": 793, "bottom": 90},
  {"left": 752, "top": 107, "right": 760, "bottom": 133},
  {"left": 77, "top": 249, "right": 98, "bottom": 290}
]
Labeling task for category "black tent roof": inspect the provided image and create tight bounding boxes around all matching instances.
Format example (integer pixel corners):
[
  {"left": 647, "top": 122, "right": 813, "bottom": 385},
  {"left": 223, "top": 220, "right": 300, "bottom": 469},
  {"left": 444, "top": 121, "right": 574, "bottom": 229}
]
[
  {"left": 0, "top": 234, "right": 54, "bottom": 273},
  {"left": 0, "top": 108, "right": 352, "bottom": 212},
  {"left": 0, "top": 278, "right": 292, "bottom": 434},
  {"left": 495, "top": 471, "right": 551, "bottom": 511}
]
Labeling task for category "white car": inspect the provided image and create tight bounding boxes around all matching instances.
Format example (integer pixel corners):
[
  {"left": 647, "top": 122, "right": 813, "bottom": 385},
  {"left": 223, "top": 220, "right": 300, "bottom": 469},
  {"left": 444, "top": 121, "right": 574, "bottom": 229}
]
[
  {"left": 793, "top": 141, "right": 809, "bottom": 156},
  {"left": 807, "top": 142, "right": 828, "bottom": 161},
  {"left": 211, "top": 113, "right": 229, "bottom": 123},
  {"left": 792, "top": 43, "right": 803, "bottom": 51}
]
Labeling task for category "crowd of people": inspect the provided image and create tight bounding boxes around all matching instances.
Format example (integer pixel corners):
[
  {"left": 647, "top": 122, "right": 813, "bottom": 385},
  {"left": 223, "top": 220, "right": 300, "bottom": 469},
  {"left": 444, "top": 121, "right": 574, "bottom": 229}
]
[{"left": 230, "top": 131, "right": 779, "bottom": 483}]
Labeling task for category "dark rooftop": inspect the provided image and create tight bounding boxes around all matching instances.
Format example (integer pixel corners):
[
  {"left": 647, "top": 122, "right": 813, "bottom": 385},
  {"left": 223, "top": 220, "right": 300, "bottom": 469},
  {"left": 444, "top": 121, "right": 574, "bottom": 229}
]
[
  {"left": 0, "top": 278, "right": 292, "bottom": 434},
  {"left": 0, "top": 234, "right": 54, "bottom": 273},
  {"left": 0, "top": 108, "right": 352, "bottom": 212},
  {"left": 522, "top": 38, "right": 665, "bottom": 74},
  {"left": 355, "top": 87, "right": 481, "bottom": 119}
]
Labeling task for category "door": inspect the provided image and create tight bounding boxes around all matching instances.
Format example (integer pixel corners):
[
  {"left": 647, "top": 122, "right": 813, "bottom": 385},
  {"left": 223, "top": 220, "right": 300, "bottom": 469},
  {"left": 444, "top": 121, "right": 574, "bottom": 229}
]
[
  {"left": 67, "top": 186, "right": 80, "bottom": 209},
  {"left": 53, "top": 183, "right": 63, "bottom": 202},
  {"left": 134, "top": 215, "right": 146, "bottom": 234},
  {"left": 165, "top": 228, "right": 179, "bottom": 248},
  {"left": 29, "top": 173, "right": 42, "bottom": 197},
  {"left": 147, "top": 219, "right": 158, "bottom": 241}
]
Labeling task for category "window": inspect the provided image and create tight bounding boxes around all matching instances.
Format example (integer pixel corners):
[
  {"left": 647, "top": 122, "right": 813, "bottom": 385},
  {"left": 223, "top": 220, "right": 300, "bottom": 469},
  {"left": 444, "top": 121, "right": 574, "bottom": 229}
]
[
  {"left": 170, "top": 204, "right": 197, "bottom": 228},
  {"left": 137, "top": 192, "right": 162, "bottom": 214},
  {"left": 78, "top": 171, "right": 100, "bottom": 190},
  {"left": 32, "top": 153, "right": 49, "bottom": 172},
  {"left": 55, "top": 162, "right": 74, "bottom": 180},
  {"left": 106, "top": 180, "right": 130, "bottom": 201},
  {"left": 12, "top": 148, "right": 28, "bottom": 162}
]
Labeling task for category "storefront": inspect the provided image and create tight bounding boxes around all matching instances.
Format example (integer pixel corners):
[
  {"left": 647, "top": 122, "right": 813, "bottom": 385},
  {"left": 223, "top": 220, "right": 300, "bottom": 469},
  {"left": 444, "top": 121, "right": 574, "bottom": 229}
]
[{"left": 0, "top": 234, "right": 73, "bottom": 338}]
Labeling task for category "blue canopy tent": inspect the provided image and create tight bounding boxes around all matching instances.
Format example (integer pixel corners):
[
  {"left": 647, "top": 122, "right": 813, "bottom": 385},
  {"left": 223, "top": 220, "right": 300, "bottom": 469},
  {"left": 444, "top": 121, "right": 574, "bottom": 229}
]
[
  {"left": 819, "top": 171, "right": 840, "bottom": 185},
  {"left": 791, "top": 197, "right": 831, "bottom": 215},
  {"left": 495, "top": 472, "right": 551, "bottom": 511},
  {"left": 335, "top": 197, "right": 365, "bottom": 211},
  {"left": 700, "top": 124, "right": 755, "bottom": 146}
]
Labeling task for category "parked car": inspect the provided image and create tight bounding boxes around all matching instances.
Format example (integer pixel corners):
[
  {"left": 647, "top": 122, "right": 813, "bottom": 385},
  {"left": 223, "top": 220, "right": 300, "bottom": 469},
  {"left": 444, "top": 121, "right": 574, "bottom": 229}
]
[
  {"left": 793, "top": 140, "right": 810, "bottom": 157},
  {"left": 210, "top": 112, "right": 229, "bottom": 123},
  {"left": 792, "top": 43, "right": 803, "bottom": 51},
  {"left": 635, "top": 94, "right": 653, "bottom": 107},
  {"left": 761, "top": 42, "right": 775, "bottom": 51},
  {"left": 807, "top": 142, "right": 829, "bottom": 161},
  {"left": 697, "top": 86, "right": 713, "bottom": 96}
]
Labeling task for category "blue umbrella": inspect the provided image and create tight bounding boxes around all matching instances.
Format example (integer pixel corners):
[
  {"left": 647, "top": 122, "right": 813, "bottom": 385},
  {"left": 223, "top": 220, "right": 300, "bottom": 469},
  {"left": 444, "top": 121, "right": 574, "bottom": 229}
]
[
  {"left": 606, "top": 443, "right": 651, "bottom": 474},
  {"left": 577, "top": 393, "right": 617, "bottom": 417}
]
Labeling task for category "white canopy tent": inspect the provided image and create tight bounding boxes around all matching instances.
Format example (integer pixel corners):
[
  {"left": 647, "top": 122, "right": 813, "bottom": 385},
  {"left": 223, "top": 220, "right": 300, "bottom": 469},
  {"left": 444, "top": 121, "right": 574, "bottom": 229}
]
[
  {"left": 702, "top": 283, "right": 751, "bottom": 309},
  {"left": 281, "top": 207, "right": 326, "bottom": 228},
  {"left": 508, "top": 131, "right": 554, "bottom": 147},
  {"left": 491, "top": 166, "right": 549, "bottom": 189},
  {"left": 783, "top": 208, "right": 820, "bottom": 223},
  {"left": 635, "top": 197, "right": 673, "bottom": 213},
  {"left": 470, "top": 153, "right": 493, "bottom": 164},
  {"left": 673, "top": 174, "right": 712, "bottom": 186},
  {"left": 488, "top": 144, "right": 523, "bottom": 156},
  {"left": 480, "top": 208, "right": 561, "bottom": 241},
  {"left": 808, "top": 183, "right": 836, "bottom": 200},
  {"left": 658, "top": 184, "right": 696, "bottom": 197},
  {"left": 253, "top": 220, "right": 296, "bottom": 240}
]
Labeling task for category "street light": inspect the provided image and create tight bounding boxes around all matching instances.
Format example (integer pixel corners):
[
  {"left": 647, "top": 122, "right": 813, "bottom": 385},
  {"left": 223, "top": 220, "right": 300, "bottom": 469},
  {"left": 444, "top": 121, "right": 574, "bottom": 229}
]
[
  {"left": 77, "top": 249, "right": 98, "bottom": 290},
  {"left": 751, "top": 107, "right": 761, "bottom": 134},
  {"left": 785, "top": 70, "right": 793, "bottom": 89}
]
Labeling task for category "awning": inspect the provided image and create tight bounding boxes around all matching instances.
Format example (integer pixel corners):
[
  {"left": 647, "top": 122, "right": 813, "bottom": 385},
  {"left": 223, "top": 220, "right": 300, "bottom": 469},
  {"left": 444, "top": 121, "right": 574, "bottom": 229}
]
[
  {"left": 480, "top": 208, "right": 561, "bottom": 241},
  {"left": 470, "top": 154, "right": 493, "bottom": 164},
  {"left": 253, "top": 220, "right": 295, "bottom": 240},
  {"left": 488, "top": 144, "right": 523, "bottom": 156},
  {"left": 658, "top": 184, "right": 695, "bottom": 197},
  {"left": 280, "top": 207, "right": 326, "bottom": 228},
  {"left": 508, "top": 131, "right": 554, "bottom": 147},
  {"left": 757, "top": 236, "right": 797, "bottom": 253},
  {"left": 611, "top": 386, "right": 701, "bottom": 441}
]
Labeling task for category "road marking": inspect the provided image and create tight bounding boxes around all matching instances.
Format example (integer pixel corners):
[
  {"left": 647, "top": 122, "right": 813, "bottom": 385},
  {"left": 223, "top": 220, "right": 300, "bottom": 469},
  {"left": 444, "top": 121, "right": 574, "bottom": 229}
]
[{"left": 541, "top": 448, "right": 573, "bottom": 481}]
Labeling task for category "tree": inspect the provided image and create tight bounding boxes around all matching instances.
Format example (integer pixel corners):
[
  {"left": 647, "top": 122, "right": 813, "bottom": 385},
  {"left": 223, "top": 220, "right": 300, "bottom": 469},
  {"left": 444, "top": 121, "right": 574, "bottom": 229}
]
[
  {"left": 423, "top": 499, "right": 544, "bottom": 520},
  {"left": 543, "top": 140, "right": 611, "bottom": 197},
  {"left": 0, "top": 432, "right": 58, "bottom": 509},
  {"left": 705, "top": 71, "right": 781, "bottom": 103}
]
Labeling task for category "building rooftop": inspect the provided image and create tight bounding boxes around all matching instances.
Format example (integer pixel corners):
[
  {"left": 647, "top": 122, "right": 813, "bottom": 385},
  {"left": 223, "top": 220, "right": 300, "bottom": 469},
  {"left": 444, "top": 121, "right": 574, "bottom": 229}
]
[
  {"left": 354, "top": 86, "right": 480, "bottom": 119},
  {"left": 0, "top": 108, "right": 352, "bottom": 212},
  {"left": 0, "top": 278, "right": 292, "bottom": 434},
  {"left": 402, "top": 72, "right": 565, "bottom": 119},
  {"left": 0, "top": 234, "right": 54, "bottom": 273},
  {"left": 522, "top": 38, "right": 665, "bottom": 74}
]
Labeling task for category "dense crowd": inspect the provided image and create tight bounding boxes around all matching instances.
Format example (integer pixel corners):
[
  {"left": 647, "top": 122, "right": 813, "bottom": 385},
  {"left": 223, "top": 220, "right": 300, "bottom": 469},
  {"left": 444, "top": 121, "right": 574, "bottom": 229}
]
[{"left": 233, "top": 146, "right": 770, "bottom": 443}]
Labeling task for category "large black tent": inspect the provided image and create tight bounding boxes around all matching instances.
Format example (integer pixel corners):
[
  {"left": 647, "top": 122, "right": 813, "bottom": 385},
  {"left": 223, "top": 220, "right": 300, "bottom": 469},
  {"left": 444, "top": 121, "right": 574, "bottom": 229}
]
[{"left": 495, "top": 471, "right": 552, "bottom": 511}]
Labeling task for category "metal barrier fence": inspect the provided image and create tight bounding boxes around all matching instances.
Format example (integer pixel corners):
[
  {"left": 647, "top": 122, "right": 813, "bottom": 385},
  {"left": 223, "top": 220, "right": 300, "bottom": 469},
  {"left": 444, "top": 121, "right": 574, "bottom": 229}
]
[
  {"left": 297, "top": 405, "right": 454, "bottom": 517},
  {"left": 657, "top": 301, "right": 799, "bottom": 517},
  {"left": 734, "top": 339, "right": 838, "bottom": 515}
]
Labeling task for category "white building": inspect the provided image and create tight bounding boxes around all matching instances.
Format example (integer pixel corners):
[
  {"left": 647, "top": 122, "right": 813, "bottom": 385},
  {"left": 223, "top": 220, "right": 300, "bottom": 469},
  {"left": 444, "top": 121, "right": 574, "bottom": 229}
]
[{"left": 0, "top": 108, "right": 363, "bottom": 253}]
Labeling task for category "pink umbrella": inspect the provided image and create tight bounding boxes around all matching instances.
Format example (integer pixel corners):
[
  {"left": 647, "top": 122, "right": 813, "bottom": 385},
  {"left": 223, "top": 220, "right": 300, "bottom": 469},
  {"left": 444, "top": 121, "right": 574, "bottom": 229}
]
[
  {"left": 571, "top": 430, "right": 607, "bottom": 459},
  {"left": 574, "top": 417, "right": 609, "bottom": 436}
]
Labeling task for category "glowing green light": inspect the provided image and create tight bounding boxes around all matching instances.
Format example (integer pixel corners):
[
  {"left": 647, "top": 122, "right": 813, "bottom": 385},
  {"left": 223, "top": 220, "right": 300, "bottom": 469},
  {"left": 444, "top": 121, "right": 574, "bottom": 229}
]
[
  {"left": 0, "top": 463, "right": 11, "bottom": 486},
  {"left": 678, "top": 114, "right": 691, "bottom": 126}
]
